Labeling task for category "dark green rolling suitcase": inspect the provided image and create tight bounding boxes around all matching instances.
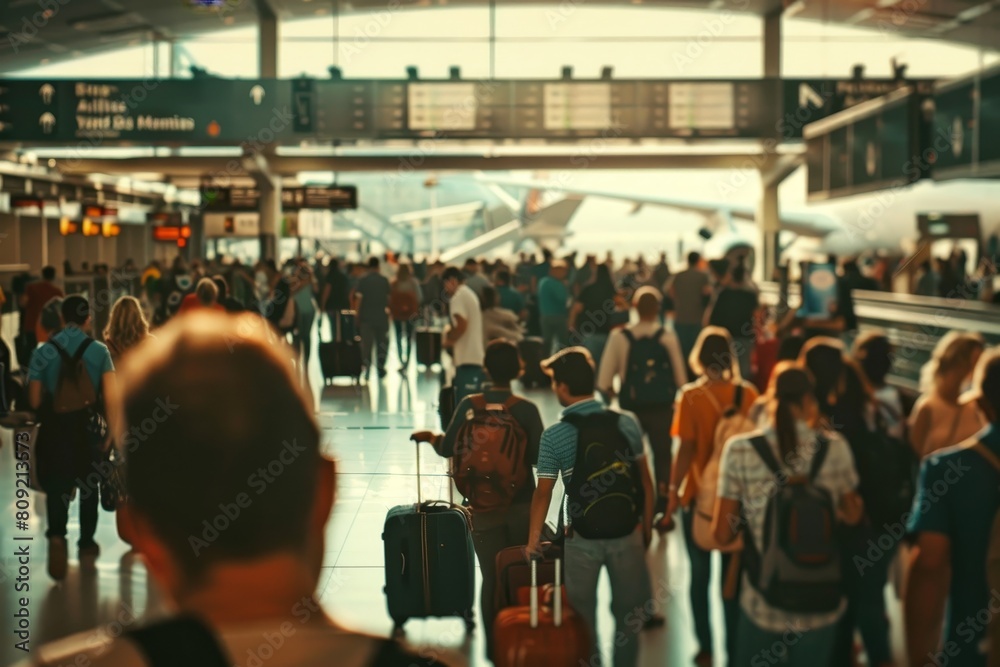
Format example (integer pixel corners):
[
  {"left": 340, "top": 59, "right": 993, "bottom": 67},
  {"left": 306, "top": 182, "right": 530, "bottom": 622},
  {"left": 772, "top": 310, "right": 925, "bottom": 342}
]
[{"left": 382, "top": 442, "right": 476, "bottom": 633}]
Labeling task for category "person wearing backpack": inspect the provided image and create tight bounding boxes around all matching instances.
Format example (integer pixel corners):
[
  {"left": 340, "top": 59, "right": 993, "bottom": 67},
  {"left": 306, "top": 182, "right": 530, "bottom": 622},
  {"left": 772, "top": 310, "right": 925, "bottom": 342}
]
[
  {"left": 906, "top": 349, "right": 1000, "bottom": 667},
  {"left": 597, "top": 286, "right": 687, "bottom": 532},
  {"left": 711, "top": 365, "right": 864, "bottom": 667},
  {"left": 389, "top": 263, "right": 422, "bottom": 371},
  {"left": 411, "top": 339, "right": 543, "bottom": 660},
  {"left": 24, "top": 312, "right": 449, "bottom": 667},
  {"left": 27, "top": 295, "right": 119, "bottom": 581},
  {"left": 526, "top": 347, "right": 654, "bottom": 667},
  {"left": 798, "top": 337, "right": 889, "bottom": 665},
  {"left": 666, "top": 326, "right": 759, "bottom": 666}
]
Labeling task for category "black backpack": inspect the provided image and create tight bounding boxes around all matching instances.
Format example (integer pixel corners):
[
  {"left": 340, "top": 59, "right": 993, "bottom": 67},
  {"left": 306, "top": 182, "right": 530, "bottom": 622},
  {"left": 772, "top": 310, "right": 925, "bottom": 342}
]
[
  {"left": 854, "top": 407, "right": 918, "bottom": 529},
  {"left": 126, "top": 616, "right": 445, "bottom": 667},
  {"left": 563, "top": 411, "right": 643, "bottom": 539},
  {"left": 619, "top": 328, "right": 677, "bottom": 412}
]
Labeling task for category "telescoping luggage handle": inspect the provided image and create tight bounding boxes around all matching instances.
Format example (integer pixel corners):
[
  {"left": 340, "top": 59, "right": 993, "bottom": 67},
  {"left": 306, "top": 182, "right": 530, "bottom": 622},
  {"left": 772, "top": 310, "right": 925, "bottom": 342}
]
[
  {"left": 529, "top": 557, "right": 563, "bottom": 629},
  {"left": 416, "top": 442, "right": 458, "bottom": 508}
]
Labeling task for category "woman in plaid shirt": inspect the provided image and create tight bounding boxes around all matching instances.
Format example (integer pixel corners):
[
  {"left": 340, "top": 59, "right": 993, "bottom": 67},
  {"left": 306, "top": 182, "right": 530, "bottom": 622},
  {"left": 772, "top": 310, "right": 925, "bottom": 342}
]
[{"left": 711, "top": 365, "right": 864, "bottom": 667}]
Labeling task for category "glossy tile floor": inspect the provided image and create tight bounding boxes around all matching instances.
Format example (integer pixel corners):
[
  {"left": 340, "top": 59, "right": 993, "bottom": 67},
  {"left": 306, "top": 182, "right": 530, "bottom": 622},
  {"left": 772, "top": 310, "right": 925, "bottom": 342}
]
[{"left": 0, "top": 321, "right": 906, "bottom": 666}]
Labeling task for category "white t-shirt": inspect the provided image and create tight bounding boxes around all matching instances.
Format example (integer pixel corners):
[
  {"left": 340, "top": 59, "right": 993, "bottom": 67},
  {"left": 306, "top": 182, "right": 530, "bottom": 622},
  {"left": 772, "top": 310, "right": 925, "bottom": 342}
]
[
  {"left": 22, "top": 620, "right": 449, "bottom": 667},
  {"left": 596, "top": 320, "right": 688, "bottom": 397},
  {"left": 449, "top": 284, "right": 485, "bottom": 367}
]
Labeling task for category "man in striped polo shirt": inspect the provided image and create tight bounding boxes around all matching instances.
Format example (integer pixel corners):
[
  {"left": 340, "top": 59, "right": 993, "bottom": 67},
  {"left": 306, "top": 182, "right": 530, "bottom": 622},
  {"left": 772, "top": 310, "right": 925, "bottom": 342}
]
[{"left": 526, "top": 347, "right": 654, "bottom": 667}]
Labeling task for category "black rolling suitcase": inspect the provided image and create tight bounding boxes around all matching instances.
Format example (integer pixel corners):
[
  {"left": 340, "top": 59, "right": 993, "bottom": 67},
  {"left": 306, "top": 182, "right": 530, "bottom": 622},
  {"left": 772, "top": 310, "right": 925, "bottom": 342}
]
[
  {"left": 382, "top": 442, "right": 476, "bottom": 634},
  {"left": 519, "top": 337, "right": 547, "bottom": 388},
  {"left": 319, "top": 311, "right": 362, "bottom": 384},
  {"left": 415, "top": 327, "right": 443, "bottom": 369}
]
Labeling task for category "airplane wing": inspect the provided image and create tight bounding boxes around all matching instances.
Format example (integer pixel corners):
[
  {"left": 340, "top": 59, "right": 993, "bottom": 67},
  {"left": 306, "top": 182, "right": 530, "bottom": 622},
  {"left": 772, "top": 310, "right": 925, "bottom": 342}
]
[{"left": 476, "top": 175, "right": 838, "bottom": 238}]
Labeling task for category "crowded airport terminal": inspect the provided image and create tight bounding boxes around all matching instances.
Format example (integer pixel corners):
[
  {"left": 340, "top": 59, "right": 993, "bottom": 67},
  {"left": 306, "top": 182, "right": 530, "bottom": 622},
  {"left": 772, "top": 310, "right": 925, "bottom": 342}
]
[{"left": 2, "top": 1, "right": 1000, "bottom": 666}]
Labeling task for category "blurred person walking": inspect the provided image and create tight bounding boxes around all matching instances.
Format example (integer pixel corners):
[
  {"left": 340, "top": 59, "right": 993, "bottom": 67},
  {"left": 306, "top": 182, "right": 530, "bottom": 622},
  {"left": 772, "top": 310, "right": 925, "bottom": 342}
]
[{"left": 909, "top": 332, "right": 986, "bottom": 458}]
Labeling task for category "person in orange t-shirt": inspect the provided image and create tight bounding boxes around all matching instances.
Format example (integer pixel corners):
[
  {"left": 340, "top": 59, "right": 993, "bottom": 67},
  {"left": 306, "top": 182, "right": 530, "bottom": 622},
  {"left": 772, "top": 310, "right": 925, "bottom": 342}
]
[
  {"left": 667, "top": 326, "right": 759, "bottom": 667},
  {"left": 177, "top": 278, "right": 226, "bottom": 315}
]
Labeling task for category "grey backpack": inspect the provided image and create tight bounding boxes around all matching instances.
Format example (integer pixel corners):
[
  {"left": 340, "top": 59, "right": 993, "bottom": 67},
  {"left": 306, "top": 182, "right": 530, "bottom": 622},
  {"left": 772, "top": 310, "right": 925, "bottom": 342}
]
[{"left": 742, "top": 435, "right": 843, "bottom": 614}]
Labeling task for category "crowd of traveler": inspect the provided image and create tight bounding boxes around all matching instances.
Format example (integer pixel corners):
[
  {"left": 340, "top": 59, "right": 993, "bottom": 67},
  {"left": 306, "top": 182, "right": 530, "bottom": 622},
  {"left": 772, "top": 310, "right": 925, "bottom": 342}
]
[{"left": 12, "top": 246, "right": 1000, "bottom": 667}]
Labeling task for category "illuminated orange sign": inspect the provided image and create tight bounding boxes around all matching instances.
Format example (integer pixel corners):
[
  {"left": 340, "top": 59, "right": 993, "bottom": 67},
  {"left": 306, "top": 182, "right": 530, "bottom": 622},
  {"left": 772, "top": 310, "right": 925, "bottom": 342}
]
[
  {"left": 81, "top": 218, "right": 102, "bottom": 236},
  {"left": 151, "top": 225, "right": 192, "bottom": 242},
  {"left": 59, "top": 217, "right": 79, "bottom": 236}
]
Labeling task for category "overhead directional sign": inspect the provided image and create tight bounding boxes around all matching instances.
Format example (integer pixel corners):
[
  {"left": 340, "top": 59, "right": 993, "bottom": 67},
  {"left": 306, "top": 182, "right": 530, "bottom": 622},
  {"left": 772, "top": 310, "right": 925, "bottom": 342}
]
[
  {"left": 200, "top": 185, "right": 358, "bottom": 212},
  {"left": 0, "top": 77, "right": 783, "bottom": 144},
  {"left": 0, "top": 76, "right": 962, "bottom": 146},
  {"left": 804, "top": 87, "right": 933, "bottom": 201},
  {"left": 0, "top": 78, "right": 291, "bottom": 144},
  {"left": 783, "top": 78, "right": 935, "bottom": 139},
  {"left": 933, "top": 65, "right": 1000, "bottom": 180}
]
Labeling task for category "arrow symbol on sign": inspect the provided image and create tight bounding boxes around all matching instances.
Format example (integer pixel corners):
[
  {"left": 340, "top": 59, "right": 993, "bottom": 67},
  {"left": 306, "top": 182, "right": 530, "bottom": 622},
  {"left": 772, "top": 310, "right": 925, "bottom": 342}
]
[
  {"left": 39, "top": 84, "right": 55, "bottom": 104},
  {"left": 250, "top": 85, "right": 265, "bottom": 105},
  {"left": 799, "top": 83, "right": 824, "bottom": 109},
  {"left": 39, "top": 112, "right": 55, "bottom": 133}
]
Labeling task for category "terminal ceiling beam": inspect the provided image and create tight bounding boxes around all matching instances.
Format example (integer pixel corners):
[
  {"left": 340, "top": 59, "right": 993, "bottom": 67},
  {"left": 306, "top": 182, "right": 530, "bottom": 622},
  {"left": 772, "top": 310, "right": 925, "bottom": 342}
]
[{"left": 53, "top": 151, "right": 804, "bottom": 177}]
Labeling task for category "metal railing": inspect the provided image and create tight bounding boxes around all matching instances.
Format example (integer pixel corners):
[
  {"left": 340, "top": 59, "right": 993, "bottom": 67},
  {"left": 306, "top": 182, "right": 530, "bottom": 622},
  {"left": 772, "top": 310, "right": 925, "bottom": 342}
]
[{"left": 759, "top": 283, "right": 1000, "bottom": 393}]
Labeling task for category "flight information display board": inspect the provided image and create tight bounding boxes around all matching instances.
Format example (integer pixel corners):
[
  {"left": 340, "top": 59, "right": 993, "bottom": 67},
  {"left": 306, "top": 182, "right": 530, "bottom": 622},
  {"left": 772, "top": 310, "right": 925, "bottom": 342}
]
[
  {"left": 299, "top": 79, "right": 779, "bottom": 140},
  {"left": 200, "top": 186, "right": 357, "bottom": 212},
  {"left": 933, "top": 65, "right": 1000, "bottom": 179},
  {"left": 0, "top": 77, "right": 782, "bottom": 144},
  {"left": 804, "top": 88, "right": 931, "bottom": 201}
]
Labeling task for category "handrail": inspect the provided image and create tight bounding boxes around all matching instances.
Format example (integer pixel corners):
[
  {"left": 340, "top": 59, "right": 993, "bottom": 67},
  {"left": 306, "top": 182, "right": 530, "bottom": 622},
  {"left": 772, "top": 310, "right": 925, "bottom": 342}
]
[{"left": 758, "top": 281, "right": 1000, "bottom": 392}]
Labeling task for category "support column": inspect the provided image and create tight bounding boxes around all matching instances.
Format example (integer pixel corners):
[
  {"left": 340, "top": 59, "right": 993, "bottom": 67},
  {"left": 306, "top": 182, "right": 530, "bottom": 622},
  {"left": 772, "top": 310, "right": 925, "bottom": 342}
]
[
  {"left": 759, "top": 8, "right": 783, "bottom": 281},
  {"left": 259, "top": 180, "right": 280, "bottom": 262},
  {"left": 758, "top": 182, "right": 780, "bottom": 281},
  {"left": 189, "top": 212, "right": 205, "bottom": 262},
  {"left": 763, "top": 9, "right": 781, "bottom": 78},
  {"left": 169, "top": 40, "right": 179, "bottom": 78},
  {"left": 258, "top": 3, "right": 278, "bottom": 78}
]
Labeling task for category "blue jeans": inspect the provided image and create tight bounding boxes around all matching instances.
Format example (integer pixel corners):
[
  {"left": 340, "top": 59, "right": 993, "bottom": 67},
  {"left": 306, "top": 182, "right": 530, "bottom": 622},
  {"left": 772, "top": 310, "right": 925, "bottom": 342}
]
[
  {"left": 681, "top": 506, "right": 740, "bottom": 662},
  {"left": 564, "top": 528, "right": 651, "bottom": 667},
  {"left": 360, "top": 321, "right": 389, "bottom": 375},
  {"left": 674, "top": 322, "right": 701, "bottom": 381},
  {"left": 394, "top": 319, "right": 415, "bottom": 366},
  {"left": 540, "top": 315, "right": 569, "bottom": 356},
  {"left": 836, "top": 538, "right": 895, "bottom": 666},
  {"left": 453, "top": 364, "right": 486, "bottom": 405},
  {"left": 582, "top": 332, "right": 609, "bottom": 371},
  {"left": 735, "top": 611, "right": 836, "bottom": 667}
]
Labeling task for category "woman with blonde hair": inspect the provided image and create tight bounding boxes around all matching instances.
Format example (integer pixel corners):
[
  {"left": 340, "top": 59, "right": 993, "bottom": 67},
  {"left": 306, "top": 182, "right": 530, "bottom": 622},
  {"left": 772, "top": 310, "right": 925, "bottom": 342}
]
[
  {"left": 909, "top": 331, "right": 986, "bottom": 458},
  {"left": 104, "top": 295, "right": 151, "bottom": 361},
  {"left": 668, "top": 325, "right": 760, "bottom": 666}
]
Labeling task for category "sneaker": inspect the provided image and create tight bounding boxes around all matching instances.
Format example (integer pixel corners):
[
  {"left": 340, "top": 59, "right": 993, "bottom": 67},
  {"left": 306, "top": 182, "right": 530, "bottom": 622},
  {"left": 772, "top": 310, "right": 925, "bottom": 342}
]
[
  {"left": 79, "top": 541, "right": 101, "bottom": 559},
  {"left": 48, "top": 537, "right": 68, "bottom": 581}
]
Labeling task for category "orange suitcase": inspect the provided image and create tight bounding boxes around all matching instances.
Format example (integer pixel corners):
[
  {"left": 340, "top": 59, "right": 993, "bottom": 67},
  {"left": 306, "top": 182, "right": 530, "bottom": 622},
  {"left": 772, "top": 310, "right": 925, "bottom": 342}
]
[{"left": 493, "top": 558, "right": 592, "bottom": 667}]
